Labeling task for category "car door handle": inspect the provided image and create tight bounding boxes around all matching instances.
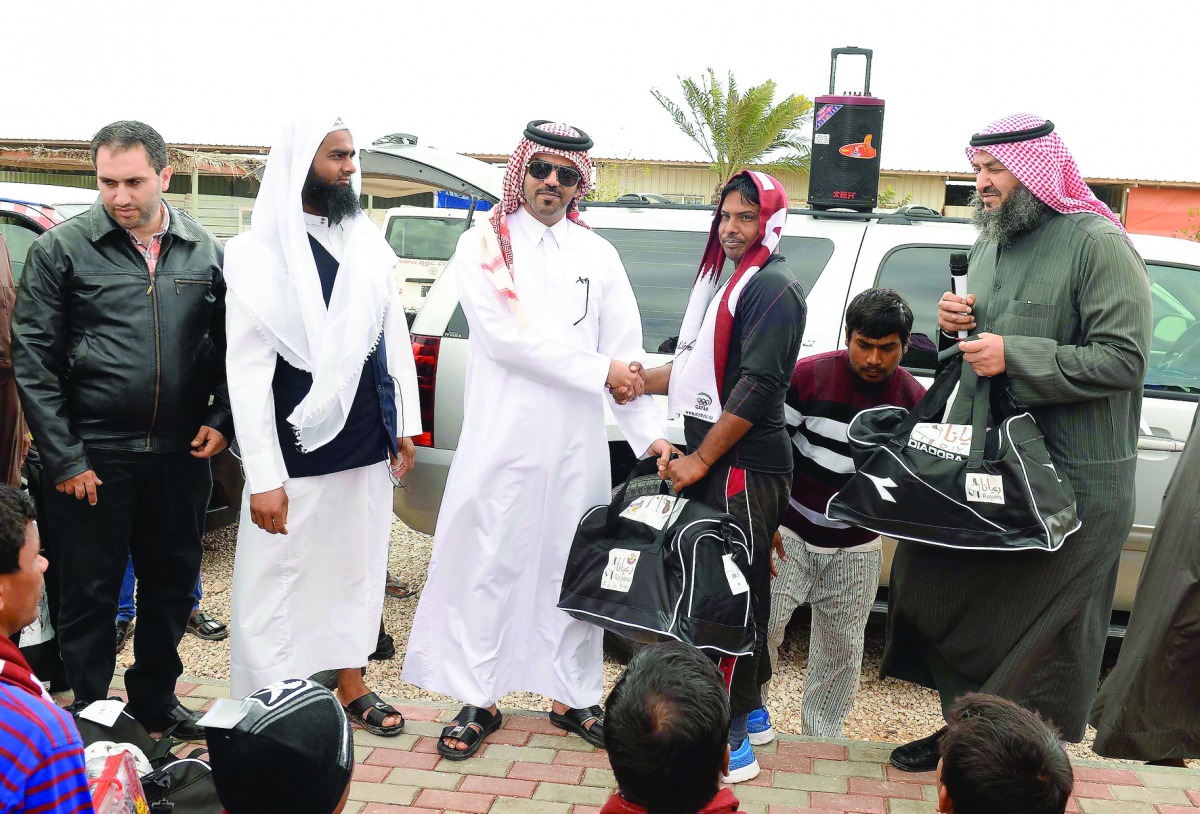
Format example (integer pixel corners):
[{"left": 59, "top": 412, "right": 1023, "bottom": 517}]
[{"left": 1138, "top": 435, "right": 1185, "bottom": 453}]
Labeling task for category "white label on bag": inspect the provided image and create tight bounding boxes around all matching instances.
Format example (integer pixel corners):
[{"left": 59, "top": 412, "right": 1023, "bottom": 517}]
[
  {"left": 18, "top": 593, "right": 54, "bottom": 648},
  {"left": 601, "top": 549, "right": 642, "bottom": 592},
  {"left": 722, "top": 554, "right": 749, "bottom": 595},
  {"left": 909, "top": 423, "right": 972, "bottom": 460},
  {"left": 197, "top": 698, "right": 252, "bottom": 730},
  {"left": 78, "top": 699, "right": 126, "bottom": 727},
  {"left": 965, "top": 473, "right": 1005, "bottom": 504},
  {"left": 619, "top": 494, "right": 685, "bottom": 531}
]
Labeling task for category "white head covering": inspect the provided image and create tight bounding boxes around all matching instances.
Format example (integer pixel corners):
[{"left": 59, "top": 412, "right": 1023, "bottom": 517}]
[{"left": 224, "top": 114, "right": 398, "bottom": 452}]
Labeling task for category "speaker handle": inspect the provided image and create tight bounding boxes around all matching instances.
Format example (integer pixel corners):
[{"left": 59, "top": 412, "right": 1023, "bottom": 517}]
[{"left": 829, "top": 47, "right": 874, "bottom": 95}]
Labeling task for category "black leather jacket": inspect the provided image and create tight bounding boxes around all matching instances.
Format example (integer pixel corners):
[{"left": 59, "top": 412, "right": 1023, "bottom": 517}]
[{"left": 12, "top": 200, "right": 232, "bottom": 484}]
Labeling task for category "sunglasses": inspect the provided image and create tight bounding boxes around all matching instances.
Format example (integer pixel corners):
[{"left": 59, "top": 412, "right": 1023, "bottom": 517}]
[{"left": 526, "top": 159, "right": 582, "bottom": 188}]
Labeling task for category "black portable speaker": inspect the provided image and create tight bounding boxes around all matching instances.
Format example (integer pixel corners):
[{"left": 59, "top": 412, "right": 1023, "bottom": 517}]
[{"left": 808, "top": 47, "right": 885, "bottom": 212}]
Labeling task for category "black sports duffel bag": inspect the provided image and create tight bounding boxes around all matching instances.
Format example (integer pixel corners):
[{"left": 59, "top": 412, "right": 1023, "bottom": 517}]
[
  {"left": 558, "top": 458, "right": 755, "bottom": 657},
  {"left": 826, "top": 348, "right": 1080, "bottom": 552}
]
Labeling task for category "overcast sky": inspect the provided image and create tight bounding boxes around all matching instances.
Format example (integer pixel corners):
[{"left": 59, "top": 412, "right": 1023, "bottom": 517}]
[{"left": 7, "top": 0, "right": 1199, "bottom": 182}]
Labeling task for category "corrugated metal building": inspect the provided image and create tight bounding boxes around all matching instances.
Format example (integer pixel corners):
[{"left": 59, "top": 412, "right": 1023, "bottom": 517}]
[
  {"left": 468, "top": 153, "right": 1200, "bottom": 236},
  {"left": 4, "top": 136, "right": 1198, "bottom": 239}
]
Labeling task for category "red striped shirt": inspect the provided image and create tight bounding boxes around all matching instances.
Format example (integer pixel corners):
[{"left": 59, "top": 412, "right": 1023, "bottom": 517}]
[{"left": 0, "top": 683, "right": 93, "bottom": 812}]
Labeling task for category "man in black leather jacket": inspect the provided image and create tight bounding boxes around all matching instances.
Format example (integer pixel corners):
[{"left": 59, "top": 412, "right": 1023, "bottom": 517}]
[{"left": 11, "top": 121, "right": 230, "bottom": 739}]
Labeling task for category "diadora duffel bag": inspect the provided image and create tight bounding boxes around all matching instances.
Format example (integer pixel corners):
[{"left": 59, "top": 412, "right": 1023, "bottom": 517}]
[
  {"left": 558, "top": 458, "right": 755, "bottom": 657},
  {"left": 826, "top": 348, "right": 1080, "bottom": 552}
]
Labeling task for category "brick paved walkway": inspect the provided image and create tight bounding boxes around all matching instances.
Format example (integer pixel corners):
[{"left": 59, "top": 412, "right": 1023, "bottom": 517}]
[{"left": 102, "top": 673, "right": 1199, "bottom": 814}]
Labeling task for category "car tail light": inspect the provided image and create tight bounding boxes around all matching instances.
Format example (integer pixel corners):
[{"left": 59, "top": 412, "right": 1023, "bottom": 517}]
[{"left": 410, "top": 334, "right": 440, "bottom": 447}]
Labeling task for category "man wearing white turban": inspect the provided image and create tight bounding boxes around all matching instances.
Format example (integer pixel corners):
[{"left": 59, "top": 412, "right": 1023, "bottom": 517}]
[{"left": 223, "top": 115, "right": 420, "bottom": 737}]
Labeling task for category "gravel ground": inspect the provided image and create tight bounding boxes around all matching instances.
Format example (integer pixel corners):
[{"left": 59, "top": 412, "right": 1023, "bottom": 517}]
[{"left": 157, "top": 517, "right": 1194, "bottom": 768}]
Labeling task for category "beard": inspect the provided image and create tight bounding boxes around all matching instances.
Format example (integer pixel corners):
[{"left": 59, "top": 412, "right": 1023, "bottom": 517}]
[
  {"left": 970, "top": 185, "right": 1047, "bottom": 246},
  {"left": 302, "top": 168, "right": 361, "bottom": 226}
]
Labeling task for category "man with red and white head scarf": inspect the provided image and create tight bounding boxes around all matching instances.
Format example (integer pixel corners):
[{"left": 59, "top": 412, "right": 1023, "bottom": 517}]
[
  {"left": 882, "top": 114, "right": 1152, "bottom": 772},
  {"left": 403, "top": 121, "right": 669, "bottom": 759},
  {"left": 642, "top": 170, "right": 807, "bottom": 782}
]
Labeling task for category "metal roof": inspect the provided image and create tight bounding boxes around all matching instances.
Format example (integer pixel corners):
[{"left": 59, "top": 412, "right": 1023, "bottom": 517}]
[
  {"left": 0, "top": 138, "right": 271, "bottom": 155},
  {"left": 466, "top": 152, "right": 1200, "bottom": 188}
]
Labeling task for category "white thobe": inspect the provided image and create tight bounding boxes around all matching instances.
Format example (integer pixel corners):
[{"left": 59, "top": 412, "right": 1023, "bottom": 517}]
[
  {"left": 227, "top": 215, "right": 420, "bottom": 698},
  {"left": 402, "top": 207, "right": 664, "bottom": 708}
]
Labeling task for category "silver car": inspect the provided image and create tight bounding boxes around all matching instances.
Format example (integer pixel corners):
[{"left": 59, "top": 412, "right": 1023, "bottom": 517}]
[{"left": 395, "top": 202, "right": 1200, "bottom": 618}]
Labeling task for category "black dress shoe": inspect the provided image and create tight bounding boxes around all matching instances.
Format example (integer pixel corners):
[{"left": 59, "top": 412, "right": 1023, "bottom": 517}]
[
  {"left": 115, "top": 618, "right": 134, "bottom": 653},
  {"left": 136, "top": 703, "right": 206, "bottom": 741},
  {"left": 890, "top": 726, "right": 947, "bottom": 772},
  {"left": 64, "top": 699, "right": 97, "bottom": 716},
  {"left": 370, "top": 632, "right": 396, "bottom": 661}
]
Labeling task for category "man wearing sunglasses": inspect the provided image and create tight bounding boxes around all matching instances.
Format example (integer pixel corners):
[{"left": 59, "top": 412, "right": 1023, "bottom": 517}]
[{"left": 404, "top": 121, "right": 670, "bottom": 760}]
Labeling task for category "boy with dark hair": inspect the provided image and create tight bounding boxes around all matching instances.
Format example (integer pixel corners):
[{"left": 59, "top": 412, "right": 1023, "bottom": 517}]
[
  {"left": 602, "top": 641, "right": 740, "bottom": 814},
  {"left": 752, "top": 288, "right": 924, "bottom": 742},
  {"left": 937, "top": 693, "right": 1073, "bottom": 814},
  {"left": 0, "top": 485, "right": 93, "bottom": 813}
]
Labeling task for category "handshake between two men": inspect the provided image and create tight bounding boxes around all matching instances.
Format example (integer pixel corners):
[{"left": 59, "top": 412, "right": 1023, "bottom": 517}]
[
  {"left": 602, "top": 359, "right": 713, "bottom": 494},
  {"left": 606, "top": 359, "right": 647, "bottom": 405}
]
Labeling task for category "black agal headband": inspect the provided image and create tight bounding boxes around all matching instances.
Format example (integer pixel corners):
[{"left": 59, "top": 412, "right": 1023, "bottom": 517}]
[
  {"left": 524, "top": 120, "right": 593, "bottom": 151},
  {"left": 969, "top": 119, "right": 1055, "bottom": 147}
]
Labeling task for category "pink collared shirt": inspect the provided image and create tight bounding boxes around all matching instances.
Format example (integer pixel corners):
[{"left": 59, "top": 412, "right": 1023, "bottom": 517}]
[{"left": 125, "top": 202, "right": 170, "bottom": 277}]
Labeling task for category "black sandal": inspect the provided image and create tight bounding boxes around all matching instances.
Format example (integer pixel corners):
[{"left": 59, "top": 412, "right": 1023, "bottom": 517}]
[
  {"left": 437, "top": 705, "right": 503, "bottom": 761},
  {"left": 549, "top": 705, "right": 604, "bottom": 748},
  {"left": 343, "top": 692, "right": 405, "bottom": 737}
]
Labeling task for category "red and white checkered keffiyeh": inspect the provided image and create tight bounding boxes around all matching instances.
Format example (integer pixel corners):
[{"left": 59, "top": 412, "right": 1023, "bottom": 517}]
[
  {"left": 697, "top": 170, "right": 790, "bottom": 393},
  {"left": 966, "top": 113, "right": 1125, "bottom": 233},
  {"left": 668, "top": 171, "right": 790, "bottom": 422},
  {"left": 478, "top": 123, "right": 593, "bottom": 323}
]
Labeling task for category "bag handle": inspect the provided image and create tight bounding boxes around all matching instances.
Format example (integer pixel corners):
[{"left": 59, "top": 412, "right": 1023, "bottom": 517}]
[
  {"left": 890, "top": 347, "right": 991, "bottom": 469},
  {"left": 967, "top": 369, "right": 991, "bottom": 470},
  {"left": 891, "top": 348, "right": 963, "bottom": 440},
  {"left": 606, "top": 455, "right": 671, "bottom": 528}
]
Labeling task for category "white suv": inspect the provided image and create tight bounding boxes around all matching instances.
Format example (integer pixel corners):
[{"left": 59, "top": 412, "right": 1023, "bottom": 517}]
[{"left": 397, "top": 202, "right": 1200, "bottom": 616}]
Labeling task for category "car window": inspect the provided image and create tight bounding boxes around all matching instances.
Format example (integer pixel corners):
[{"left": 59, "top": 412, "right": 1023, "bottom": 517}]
[
  {"left": 596, "top": 228, "right": 834, "bottom": 354},
  {"left": 0, "top": 215, "right": 41, "bottom": 283},
  {"left": 384, "top": 216, "right": 465, "bottom": 262},
  {"left": 1144, "top": 262, "right": 1200, "bottom": 397},
  {"left": 874, "top": 245, "right": 969, "bottom": 373}
]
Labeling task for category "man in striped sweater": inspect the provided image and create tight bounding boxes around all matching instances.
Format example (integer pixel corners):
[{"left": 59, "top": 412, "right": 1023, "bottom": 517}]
[
  {"left": 753, "top": 289, "right": 925, "bottom": 740},
  {"left": 0, "top": 485, "right": 93, "bottom": 813}
]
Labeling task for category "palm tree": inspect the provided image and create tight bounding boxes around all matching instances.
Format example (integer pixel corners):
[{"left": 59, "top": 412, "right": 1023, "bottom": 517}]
[{"left": 651, "top": 69, "right": 813, "bottom": 201}]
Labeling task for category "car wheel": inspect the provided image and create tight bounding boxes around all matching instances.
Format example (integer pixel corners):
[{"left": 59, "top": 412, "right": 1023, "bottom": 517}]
[{"left": 601, "top": 474, "right": 669, "bottom": 663}]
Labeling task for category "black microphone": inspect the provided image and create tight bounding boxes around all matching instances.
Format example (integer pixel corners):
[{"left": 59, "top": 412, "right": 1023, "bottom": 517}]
[{"left": 949, "top": 252, "right": 969, "bottom": 339}]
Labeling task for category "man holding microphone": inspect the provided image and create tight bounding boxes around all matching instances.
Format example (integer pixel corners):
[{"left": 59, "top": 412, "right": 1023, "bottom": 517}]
[{"left": 881, "top": 113, "right": 1152, "bottom": 772}]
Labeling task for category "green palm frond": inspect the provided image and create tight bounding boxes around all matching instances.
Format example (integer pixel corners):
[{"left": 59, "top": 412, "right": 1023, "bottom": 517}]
[{"left": 651, "top": 70, "right": 813, "bottom": 190}]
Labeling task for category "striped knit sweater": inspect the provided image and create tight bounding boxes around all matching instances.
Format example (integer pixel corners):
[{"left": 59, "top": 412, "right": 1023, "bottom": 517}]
[
  {"left": 0, "top": 637, "right": 92, "bottom": 813},
  {"left": 784, "top": 350, "right": 925, "bottom": 548}
]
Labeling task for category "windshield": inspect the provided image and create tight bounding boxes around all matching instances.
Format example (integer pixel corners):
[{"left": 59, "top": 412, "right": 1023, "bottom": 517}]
[
  {"left": 385, "top": 216, "right": 466, "bottom": 261},
  {"left": 596, "top": 228, "right": 835, "bottom": 354}
]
